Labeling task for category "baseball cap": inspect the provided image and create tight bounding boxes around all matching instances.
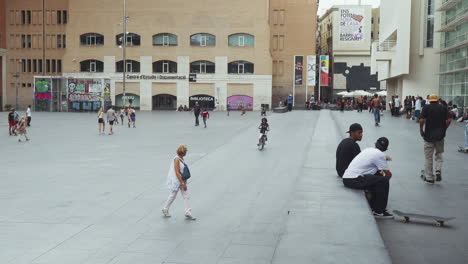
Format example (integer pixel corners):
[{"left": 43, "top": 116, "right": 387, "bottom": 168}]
[
  {"left": 375, "top": 137, "right": 389, "bottom": 151},
  {"left": 346, "top": 123, "right": 363, "bottom": 133},
  {"left": 428, "top": 94, "right": 438, "bottom": 102}
]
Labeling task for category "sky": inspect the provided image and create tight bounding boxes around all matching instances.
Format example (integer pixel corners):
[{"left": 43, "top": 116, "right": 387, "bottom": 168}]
[{"left": 318, "top": 0, "right": 381, "bottom": 16}]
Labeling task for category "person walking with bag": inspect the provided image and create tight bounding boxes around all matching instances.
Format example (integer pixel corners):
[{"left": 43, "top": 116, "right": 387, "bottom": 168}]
[{"left": 162, "top": 145, "right": 194, "bottom": 220}]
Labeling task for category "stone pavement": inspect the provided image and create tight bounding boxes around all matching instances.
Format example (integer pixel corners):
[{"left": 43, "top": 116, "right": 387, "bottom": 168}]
[
  {"left": 1, "top": 110, "right": 392, "bottom": 264},
  {"left": 331, "top": 110, "right": 468, "bottom": 264}
]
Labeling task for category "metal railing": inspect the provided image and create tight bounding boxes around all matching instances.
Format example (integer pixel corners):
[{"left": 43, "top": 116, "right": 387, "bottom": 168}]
[
  {"left": 441, "top": 31, "right": 468, "bottom": 49},
  {"left": 374, "top": 40, "right": 397, "bottom": 51}
]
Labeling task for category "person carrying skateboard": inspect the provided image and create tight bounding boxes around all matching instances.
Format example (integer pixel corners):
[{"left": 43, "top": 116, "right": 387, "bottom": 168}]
[
  {"left": 336, "top": 123, "right": 363, "bottom": 177},
  {"left": 419, "top": 94, "right": 452, "bottom": 183},
  {"left": 342, "top": 137, "right": 393, "bottom": 218}
]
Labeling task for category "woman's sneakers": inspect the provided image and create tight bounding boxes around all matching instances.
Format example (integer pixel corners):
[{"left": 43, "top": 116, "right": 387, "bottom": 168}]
[
  {"left": 185, "top": 214, "right": 196, "bottom": 220},
  {"left": 435, "top": 170, "right": 442, "bottom": 182},
  {"left": 162, "top": 208, "right": 171, "bottom": 217},
  {"left": 373, "top": 210, "right": 394, "bottom": 219}
]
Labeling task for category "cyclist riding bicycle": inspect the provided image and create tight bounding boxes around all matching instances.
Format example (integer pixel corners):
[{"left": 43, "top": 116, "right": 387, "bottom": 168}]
[{"left": 258, "top": 117, "right": 270, "bottom": 146}]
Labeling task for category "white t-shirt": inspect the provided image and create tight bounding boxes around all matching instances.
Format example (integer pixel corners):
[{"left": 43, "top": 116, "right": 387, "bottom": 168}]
[
  {"left": 26, "top": 108, "right": 31, "bottom": 117},
  {"left": 343, "top": 148, "right": 389, "bottom": 179},
  {"left": 415, "top": 99, "right": 422, "bottom": 111},
  {"left": 394, "top": 98, "right": 401, "bottom": 107}
]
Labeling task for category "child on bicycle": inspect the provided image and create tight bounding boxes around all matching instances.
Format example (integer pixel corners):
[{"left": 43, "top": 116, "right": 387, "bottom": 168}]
[{"left": 258, "top": 117, "right": 270, "bottom": 146}]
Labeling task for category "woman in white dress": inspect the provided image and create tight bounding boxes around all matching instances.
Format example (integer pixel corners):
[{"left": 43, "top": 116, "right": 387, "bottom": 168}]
[{"left": 162, "top": 145, "right": 193, "bottom": 219}]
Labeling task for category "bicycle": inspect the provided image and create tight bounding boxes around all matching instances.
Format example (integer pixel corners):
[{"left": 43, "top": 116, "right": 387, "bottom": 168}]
[{"left": 258, "top": 132, "right": 267, "bottom": 150}]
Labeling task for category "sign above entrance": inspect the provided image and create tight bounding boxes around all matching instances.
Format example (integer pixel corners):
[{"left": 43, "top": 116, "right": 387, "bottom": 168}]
[{"left": 126, "top": 74, "right": 187, "bottom": 80}]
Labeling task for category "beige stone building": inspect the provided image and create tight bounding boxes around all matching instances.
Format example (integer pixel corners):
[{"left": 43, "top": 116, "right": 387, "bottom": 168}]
[{"left": 3, "top": 0, "right": 317, "bottom": 111}]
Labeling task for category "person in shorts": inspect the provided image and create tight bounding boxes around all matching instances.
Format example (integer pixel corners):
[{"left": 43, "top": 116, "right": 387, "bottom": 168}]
[
  {"left": 97, "top": 107, "right": 105, "bottom": 135},
  {"left": 107, "top": 106, "right": 116, "bottom": 135},
  {"left": 8, "top": 109, "right": 17, "bottom": 136}
]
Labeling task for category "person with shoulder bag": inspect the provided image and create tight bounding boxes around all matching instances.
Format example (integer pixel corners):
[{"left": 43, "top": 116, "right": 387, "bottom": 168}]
[{"left": 162, "top": 145, "right": 194, "bottom": 220}]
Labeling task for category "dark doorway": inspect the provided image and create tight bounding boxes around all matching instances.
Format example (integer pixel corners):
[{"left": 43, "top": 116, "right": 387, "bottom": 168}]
[{"left": 153, "top": 94, "right": 177, "bottom": 110}]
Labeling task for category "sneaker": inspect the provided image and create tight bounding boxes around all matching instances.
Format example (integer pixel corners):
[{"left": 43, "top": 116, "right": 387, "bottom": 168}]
[
  {"left": 373, "top": 210, "right": 393, "bottom": 219},
  {"left": 435, "top": 170, "right": 442, "bottom": 182},
  {"left": 162, "top": 208, "right": 170, "bottom": 217},
  {"left": 185, "top": 214, "right": 195, "bottom": 220},
  {"left": 422, "top": 177, "right": 435, "bottom": 184}
]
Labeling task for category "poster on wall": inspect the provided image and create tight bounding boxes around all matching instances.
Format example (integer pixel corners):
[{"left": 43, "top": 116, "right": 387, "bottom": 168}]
[
  {"left": 307, "top": 55, "right": 316, "bottom": 87},
  {"left": 67, "top": 78, "right": 104, "bottom": 111},
  {"left": 227, "top": 95, "right": 253, "bottom": 110},
  {"left": 34, "top": 80, "right": 52, "bottom": 101},
  {"left": 116, "top": 93, "right": 140, "bottom": 108},
  {"left": 320, "top": 55, "right": 329, "bottom": 86},
  {"left": 294, "top": 56, "right": 303, "bottom": 85},
  {"left": 339, "top": 8, "right": 365, "bottom": 42}
]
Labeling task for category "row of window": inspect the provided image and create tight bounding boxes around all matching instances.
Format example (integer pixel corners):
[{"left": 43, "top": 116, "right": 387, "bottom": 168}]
[
  {"left": 80, "top": 33, "right": 255, "bottom": 47},
  {"left": 9, "top": 10, "right": 68, "bottom": 26},
  {"left": 80, "top": 60, "right": 255, "bottom": 74},
  {"left": 11, "top": 58, "right": 62, "bottom": 74},
  {"left": 9, "top": 34, "right": 66, "bottom": 49}
]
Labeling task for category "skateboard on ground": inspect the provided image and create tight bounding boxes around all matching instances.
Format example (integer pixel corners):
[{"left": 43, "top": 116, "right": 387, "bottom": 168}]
[
  {"left": 393, "top": 210, "right": 455, "bottom": 227},
  {"left": 458, "top": 146, "right": 468, "bottom": 153}
]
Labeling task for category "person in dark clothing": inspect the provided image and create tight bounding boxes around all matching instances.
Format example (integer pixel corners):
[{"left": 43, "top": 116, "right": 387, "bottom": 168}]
[
  {"left": 336, "top": 123, "right": 363, "bottom": 177},
  {"left": 419, "top": 94, "right": 452, "bottom": 183},
  {"left": 342, "top": 137, "right": 393, "bottom": 218},
  {"left": 193, "top": 101, "right": 201, "bottom": 126},
  {"left": 287, "top": 94, "right": 293, "bottom": 111}
]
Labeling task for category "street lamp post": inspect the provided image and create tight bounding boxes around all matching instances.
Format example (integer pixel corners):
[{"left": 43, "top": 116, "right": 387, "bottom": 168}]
[{"left": 122, "top": 0, "right": 127, "bottom": 107}]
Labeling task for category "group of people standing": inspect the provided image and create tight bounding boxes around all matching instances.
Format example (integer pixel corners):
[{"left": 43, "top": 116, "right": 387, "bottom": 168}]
[
  {"left": 97, "top": 106, "right": 136, "bottom": 135},
  {"left": 7, "top": 106, "right": 31, "bottom": 142}
]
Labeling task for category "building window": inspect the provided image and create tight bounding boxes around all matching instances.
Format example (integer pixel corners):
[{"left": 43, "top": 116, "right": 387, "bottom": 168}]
[
  {"left": 80, "top": 33, "right": 104, "bottom": 46},
  {"left": 38, "top": 59, "right": 43, "bottom": 73},
  {"left": 57, "top": 35, "right": 62, "bottom": 48},
  {"left": 46, "top": 59, "right": 50, "bottom": 73},
  {"left": 21, "top": 10, "right": 26, "bottom": 24},
  {"left": 27, "top": 10, "right": 31, "bottom": 24},
  {"left": 27, "top": 59, "right": 31, "bottom": 72},
  {"left": 116, "top": 33, "right": 141, "bottom": 46},
  {"left": 63, "top": 35, "right": 66, "bottom": 48},
  {"left": 63, "top": 11, "right": 68, "bottom": 24},
  {"left": 425, "top": 0, "right": 435, "bottom": 48},
  {"left": 33, "top": 59, "right": 37, "bottom": 72},
  {"left": 80, "top": 59, "right": 104, "bottom": 72},
  {"left": 228, "top": 33, "right": 255, "bottom": 47},
  {"left": 57, "top": 60, "right": 62, "bottom": 72},
  {"left": 57, "top": 11, "right": 62, "bottom": 24},
  {"left": 116, "top": 60, "right": 140, "bottom": 72},
  {"left": 228, "top": 61, "right": 254, "bottom": 74},
  {"left": 22, "top": 34, "right": 26, "bottom": 48},
  {"left": 27, "top": 35, "right": 31, "bottom": 48},
  {"left": 153, "top": 60, "right": 177, "bottom": 73},
  {"left": 52, "top": 60, "right": 56, "bottom": 73},
  {"left": 190, "top": 60, "right": 215, "bottom": 73},
  {"left": 190, "top": 33, "right": 216, "bottom": 46},
  {"left": 153, "top": 33, "right": 177, "bottom": 46}
]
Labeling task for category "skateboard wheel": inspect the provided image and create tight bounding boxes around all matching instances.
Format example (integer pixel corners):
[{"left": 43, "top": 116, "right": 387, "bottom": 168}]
[{"left": 436, "top": 222, "right": 444, "bottom": 227}]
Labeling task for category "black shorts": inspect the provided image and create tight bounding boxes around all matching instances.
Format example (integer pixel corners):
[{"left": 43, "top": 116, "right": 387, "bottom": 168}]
[
  {"left": 109, "top": 120, "right": 114, "bottom": 125},
  {"left": 98, "top": 118, "right": 104, "bottom": 123}
]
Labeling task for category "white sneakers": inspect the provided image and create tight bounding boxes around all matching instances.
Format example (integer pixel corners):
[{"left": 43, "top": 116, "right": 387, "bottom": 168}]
[{"left": 162, "top": 208, "right": 170, "bottom": 217}]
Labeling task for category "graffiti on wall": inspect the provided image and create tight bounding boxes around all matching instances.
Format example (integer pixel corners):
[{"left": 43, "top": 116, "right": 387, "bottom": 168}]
[
  {"left": 34, "top": 80, "right": 52, "bottom": 101},
  {"left": 334, "top": 62, "right": 380, "bottom": 91}
]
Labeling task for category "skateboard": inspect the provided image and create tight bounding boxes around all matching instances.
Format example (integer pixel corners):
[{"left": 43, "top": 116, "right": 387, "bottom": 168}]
[
  {"left": 458, "top": 146, "right": 468, "bottom": 153},
  {"left": 393, "top": 210, "right": 454, "bottom": 227}
]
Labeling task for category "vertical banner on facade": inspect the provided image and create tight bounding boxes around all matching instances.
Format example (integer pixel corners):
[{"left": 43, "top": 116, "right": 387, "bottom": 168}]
[
  {"left": 307, "top": 55, "right": 316, "bottom": 87},
  {"left": 294, "top": 56, "right": 303, "bottom": 85},
  {"left": 320, "top": 55, "right": 329, "bottom": 86},
  {"left": 339, "top": 8, "right": 365, "bottom": 42}
]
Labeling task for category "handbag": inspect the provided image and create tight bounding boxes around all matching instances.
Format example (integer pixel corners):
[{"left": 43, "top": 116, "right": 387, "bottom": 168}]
[{"left": 178, "top": 158, "right": 191, "bottom": 181}]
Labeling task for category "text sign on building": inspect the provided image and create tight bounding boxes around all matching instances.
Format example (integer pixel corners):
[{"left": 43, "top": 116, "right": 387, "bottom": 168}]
[
  {"left": 339, "top": 8, "right": 365, "bottom": 42},
  {"left": 126, "top": 74, "right": 187, "bottom": 80}
]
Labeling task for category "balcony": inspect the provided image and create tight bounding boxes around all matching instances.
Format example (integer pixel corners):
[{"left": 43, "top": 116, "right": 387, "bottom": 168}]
[
  {"left": 439, "top": 32, "right": 468, "bottom": 53},
  {"left": 438, "top": 7, "right": 468, "bottom": 32},
  {"left": 437, "top": 0, "right": 460, "bottom": 12}
]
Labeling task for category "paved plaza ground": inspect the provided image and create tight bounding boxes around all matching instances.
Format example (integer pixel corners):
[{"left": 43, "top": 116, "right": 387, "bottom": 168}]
[{"left": 0, "top": 109, "right": 466, "bottom": 264}]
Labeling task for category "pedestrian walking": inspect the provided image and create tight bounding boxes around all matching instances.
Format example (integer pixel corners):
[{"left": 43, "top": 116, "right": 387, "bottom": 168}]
[
  {"left": 97, "top": 107, "right": 105, "bottom": 134},
  {"left": 357, "top": 97, "right": 364, "bottom": 112},
  {"left": 227, "top": 103, "right": 230, "bottom": 116},
  {"left": 261, "top": 105, "right": 267, "bottom": 116},
  {"left": 415, "top": 96, "right": 422, "bottom": 122},
  {"left": 8, "top": 109, "right": 18, "bottom": 136},
  {"left": 394, "top": 95, "right": 401, "bottom": 116},
  {"left": 107, "top": 106, "right": 116, "bottom": 135},
  {"left": 130, "top": 107, "right": 136, "bottom": 128},
  {"left": 15, "top": 116, "right": 29, "bottom": 142},
  {"left": 201, "top": 108, "right": 209, "bottom": 128},
  {"left": 162, "top": 145, "right": 194, "bottom": 220},
  {"left": 342, "top": 137, "right": 393, "bottom": 218},
  {"left": 193, "top": 102, "right": 201, "bottom": 126},
  {"left": 287, "top": 94, "right": 293, "bottom": 111},
  {"left": 419, "top": 94, "right": 452, "bottom": 183},
  {"left": 371, "top": 94, "right": 382, "bottom": 126},
  {"left": 26, "top": 105, "right": 32, "bottom": 126}
]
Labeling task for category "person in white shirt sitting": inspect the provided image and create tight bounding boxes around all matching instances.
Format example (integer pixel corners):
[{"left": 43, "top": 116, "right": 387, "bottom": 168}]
[{"left": 342, "top": 137, "right": 393, "bottom": 218}]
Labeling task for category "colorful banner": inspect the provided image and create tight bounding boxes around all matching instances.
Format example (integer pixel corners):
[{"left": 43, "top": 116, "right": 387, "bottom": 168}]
[
  {"left": 294, "top": 56, "right": 303, "bottom": 85},
  {"left": 339, "top": 8, "right": 365, "bottom": 42},
  {"left": 227, "top": 95, "right": 253, "bottom": 110},
  {"left": 320, "top": 55, "right": 329, "bottom": 87},
  {"left": 67, "top": 78, "right": 103, "bottom": 94},
  {"left": 307, "top": 55, "right": 316, "bottom": 87},
  {"left": 34, "top": 80, "right": 52, "bottom": 101}
]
